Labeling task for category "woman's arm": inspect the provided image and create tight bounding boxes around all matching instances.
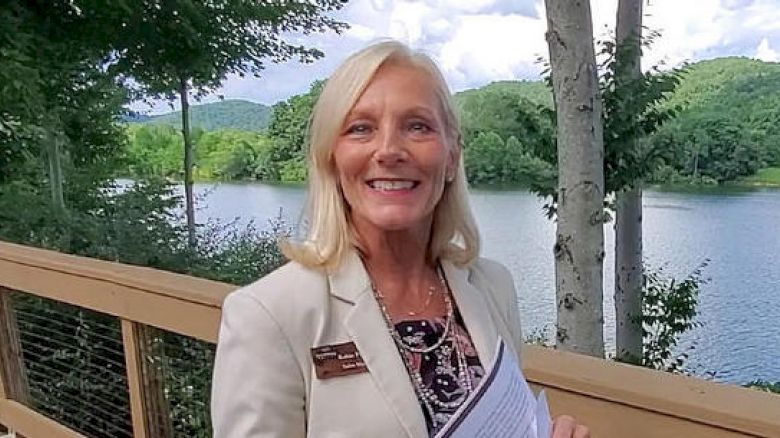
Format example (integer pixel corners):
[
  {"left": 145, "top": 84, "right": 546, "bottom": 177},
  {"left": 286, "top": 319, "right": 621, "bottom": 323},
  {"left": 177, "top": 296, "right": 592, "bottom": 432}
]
[{"left": 211, "top": 290, "right": 306, "bottom": 438}]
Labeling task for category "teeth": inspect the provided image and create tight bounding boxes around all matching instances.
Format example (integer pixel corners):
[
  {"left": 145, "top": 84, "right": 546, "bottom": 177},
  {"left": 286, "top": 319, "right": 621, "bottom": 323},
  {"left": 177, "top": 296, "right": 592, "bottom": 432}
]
[{"left": 369, "top": 180, "right": 415, "bottom": 191}]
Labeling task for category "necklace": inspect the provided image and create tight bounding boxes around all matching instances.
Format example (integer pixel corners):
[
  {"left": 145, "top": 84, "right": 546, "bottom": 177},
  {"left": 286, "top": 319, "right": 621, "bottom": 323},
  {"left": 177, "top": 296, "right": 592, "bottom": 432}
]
[
  {"left": 372, "top": 266, "right": 453, "bottom": 354},
  {"left": 405, "top": 284, "right": 436, "bottom": 317},
  {"left": 370, "top": 263, "right": 474, "bottom": 428}
]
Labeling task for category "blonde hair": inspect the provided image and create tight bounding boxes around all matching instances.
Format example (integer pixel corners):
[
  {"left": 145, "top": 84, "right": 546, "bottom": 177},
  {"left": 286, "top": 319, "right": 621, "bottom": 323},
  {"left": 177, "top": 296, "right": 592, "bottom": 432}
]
[{"left": 281, "top": 40, "right": 480, "bottom": 270}]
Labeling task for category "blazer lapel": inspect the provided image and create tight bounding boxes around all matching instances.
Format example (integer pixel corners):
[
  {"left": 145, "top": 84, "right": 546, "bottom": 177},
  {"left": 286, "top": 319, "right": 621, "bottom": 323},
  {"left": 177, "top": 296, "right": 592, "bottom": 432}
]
[
  {"left": 441, "top": 260, "right": 499, "bottom": 368},
  {"left": 328, "top": 252, "right": 428, "bottom": 438}
]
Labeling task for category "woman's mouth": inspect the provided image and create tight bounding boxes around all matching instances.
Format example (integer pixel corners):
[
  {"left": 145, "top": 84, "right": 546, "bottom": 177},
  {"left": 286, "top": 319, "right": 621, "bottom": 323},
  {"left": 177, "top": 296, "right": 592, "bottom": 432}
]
[{"left": 366, "top": 179, "right": 420, "bottom": 192}]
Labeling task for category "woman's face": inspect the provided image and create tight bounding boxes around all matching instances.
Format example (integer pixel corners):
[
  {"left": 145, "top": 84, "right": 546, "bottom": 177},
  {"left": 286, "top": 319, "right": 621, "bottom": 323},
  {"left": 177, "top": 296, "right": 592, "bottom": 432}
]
[{"left": 332, "top": 62, "right": 456, "bottom": 236}]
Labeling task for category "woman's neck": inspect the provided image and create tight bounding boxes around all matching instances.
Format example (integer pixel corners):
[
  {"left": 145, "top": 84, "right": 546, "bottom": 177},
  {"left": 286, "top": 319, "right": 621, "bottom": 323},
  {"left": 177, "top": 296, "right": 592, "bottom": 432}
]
[{"left": 354, "top": 218, "right": 444, "bottom": 318}]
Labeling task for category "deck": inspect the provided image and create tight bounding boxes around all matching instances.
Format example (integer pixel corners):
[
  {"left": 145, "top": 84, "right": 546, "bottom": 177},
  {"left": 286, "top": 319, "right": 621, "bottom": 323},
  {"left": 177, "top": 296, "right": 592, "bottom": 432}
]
[{"left": 0, "top": 241, "right": 778, "bottom": 437}]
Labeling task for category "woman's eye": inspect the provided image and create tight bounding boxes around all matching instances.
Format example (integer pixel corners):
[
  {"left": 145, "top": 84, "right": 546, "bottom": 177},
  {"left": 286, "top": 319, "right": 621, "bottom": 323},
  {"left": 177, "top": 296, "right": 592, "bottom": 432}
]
[
  {"left": 408, "top": 121, "right": 431, "bottom": 133},
  {"left": 346, "top": 123, "right": 372, "bottom": 135}
]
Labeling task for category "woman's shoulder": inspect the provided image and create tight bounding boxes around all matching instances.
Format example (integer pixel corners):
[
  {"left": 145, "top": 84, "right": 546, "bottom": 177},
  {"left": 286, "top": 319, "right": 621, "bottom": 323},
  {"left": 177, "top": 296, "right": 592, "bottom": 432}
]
[
  {"left": 468, "top": 257, "right": 514, "bottom": 290},
  {"left": 225, "top": 260, "right": 329, "bottom": 319}
]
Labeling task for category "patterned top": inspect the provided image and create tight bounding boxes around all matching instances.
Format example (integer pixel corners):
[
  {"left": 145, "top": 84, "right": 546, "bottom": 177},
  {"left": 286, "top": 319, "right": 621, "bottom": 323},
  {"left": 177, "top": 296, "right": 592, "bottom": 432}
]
[{"left": 394, "top": 311, "right": 485, "bottom": 436}]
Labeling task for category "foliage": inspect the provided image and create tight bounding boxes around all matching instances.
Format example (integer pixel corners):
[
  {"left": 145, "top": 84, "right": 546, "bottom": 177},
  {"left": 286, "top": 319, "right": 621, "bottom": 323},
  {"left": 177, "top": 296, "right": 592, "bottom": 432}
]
[
  {"left": 1, "top": 176, "right": 289, "bottom": 437},
  {"left": 141, "top": 100, "right": 272, "bottom": 132},
  {"left": 455, "top": 83, "right": 556, "bottom": 165},
  {"left": 649, "top": 58, "right": 780, "bottom": 183},
  {"left": 109, "top": 2, "right": 347, "bottom": 100},
  {"left": 124, "top": 125, "right": 280, "bottom": 182},
  {"left": 745, "top": 380, "right": 780, "bottom": 394},
  {"left": 195, "top": 130, "right": 271, "bottom": 181},
  {"left": 740, "top": 167, "right": 780, "bottom": 187},
  {"left": 121, "top": 57, "right": 779, "bottom": 188},
  {"left": 599, "top": 31, "right": 684, "bottom": 194},
  {"left": 265, "top": 80, "right": 326, "bottom": 180},
  {"left": 464, "top": 132, "right": 555, "bottom": 186},
  {"left": 640, "top": 261, "right": 708, "bottom": 372},
  {"left": 125, "top": 124, "right": 184, "bottom": 178},
  {"left": 0, "top": 1, "right": 129, "bottom": 191}
]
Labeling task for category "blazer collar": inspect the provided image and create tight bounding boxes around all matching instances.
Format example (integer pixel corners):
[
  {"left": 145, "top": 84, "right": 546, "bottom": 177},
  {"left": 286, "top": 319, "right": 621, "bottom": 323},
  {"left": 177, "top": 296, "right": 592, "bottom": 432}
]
[
  {"left": 441, "top": 259, "right": 499, "bottom": 368},
  {"left": 328, "top": 250, "right": 427, "bottom": 437},
  {"left": 327, "top": 251, "right": 500, "bottom": 438}
]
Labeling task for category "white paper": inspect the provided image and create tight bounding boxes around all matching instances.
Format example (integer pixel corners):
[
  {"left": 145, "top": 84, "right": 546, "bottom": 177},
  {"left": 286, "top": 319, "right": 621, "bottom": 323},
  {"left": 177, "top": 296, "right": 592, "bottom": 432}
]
[{"left": 435, "top": 338, "right": 552, "bottom": 438}]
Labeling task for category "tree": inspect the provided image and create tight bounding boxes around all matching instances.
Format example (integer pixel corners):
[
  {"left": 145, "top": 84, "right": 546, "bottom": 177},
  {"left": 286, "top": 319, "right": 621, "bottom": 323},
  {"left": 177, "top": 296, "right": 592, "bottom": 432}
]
[
  {"left": 111, "top": 1, "right": 347, "bottom": 245},
  {"left": 613, "top": 0, "right": 644, "bottom": 364},
  {"left": 544, "top": 0, "right": 606, "bottom": 357},
  {"left": 0, "top": 1, "right": 129, "bottom": 212},
  {"left": 266, "top": 80, "right": 326, "bottom": 180}
]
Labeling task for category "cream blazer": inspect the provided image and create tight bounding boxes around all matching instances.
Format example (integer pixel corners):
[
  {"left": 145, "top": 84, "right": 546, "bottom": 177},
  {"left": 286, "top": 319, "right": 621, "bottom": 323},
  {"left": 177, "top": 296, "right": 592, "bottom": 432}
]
[{"left": 210, "top": 251, "right": 524, "bottom": 438}]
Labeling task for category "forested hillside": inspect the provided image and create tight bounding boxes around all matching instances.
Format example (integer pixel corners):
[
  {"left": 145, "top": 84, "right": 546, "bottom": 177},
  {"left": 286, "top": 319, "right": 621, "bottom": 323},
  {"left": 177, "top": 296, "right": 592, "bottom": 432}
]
[
  {"left": 141, "top": 99, "right": 272, "bottom": 131},
  {"left": 650, "top": 57, "right": 780, "bottom": 184},
  {"left": 123, "top": 57, "right": 780, "bottom": 186}
]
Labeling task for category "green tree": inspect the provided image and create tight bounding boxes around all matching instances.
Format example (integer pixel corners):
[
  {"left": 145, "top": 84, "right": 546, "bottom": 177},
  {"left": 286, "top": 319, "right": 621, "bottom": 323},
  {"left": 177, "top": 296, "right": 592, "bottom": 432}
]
[
  {"left": 266, "top": 80, "right": 326, "bottom": 180},
  {"left": 195, "top": 130, "right": 271, "bottom": 181},
  {"left": 110, "top": 1, "right": 347, "bottom": 245},
  {"left": 0, "top": 1, "right": 129, "bottom": 211},
  {"left": 125, "top": 124, "right": 184, "bottom": 177}
]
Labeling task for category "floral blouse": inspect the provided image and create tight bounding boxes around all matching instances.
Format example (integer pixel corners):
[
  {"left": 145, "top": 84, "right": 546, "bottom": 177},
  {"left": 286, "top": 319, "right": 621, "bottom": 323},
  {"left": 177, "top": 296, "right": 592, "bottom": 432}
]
[{"left": 394, "top": 310, "right": 485, "bottom": 436}]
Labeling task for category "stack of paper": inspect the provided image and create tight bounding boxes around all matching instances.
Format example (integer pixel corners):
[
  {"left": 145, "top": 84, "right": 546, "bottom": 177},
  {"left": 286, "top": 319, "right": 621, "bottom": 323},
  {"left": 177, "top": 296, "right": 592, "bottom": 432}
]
[{"left": 436, "top": 339, "right": 552, "bottom": 438}]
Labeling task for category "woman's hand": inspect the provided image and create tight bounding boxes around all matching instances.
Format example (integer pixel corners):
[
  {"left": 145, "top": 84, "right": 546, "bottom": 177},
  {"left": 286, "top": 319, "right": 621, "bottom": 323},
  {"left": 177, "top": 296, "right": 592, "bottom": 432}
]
[{"left": 551, "top": 415, "right": 590, "bottom": 438}]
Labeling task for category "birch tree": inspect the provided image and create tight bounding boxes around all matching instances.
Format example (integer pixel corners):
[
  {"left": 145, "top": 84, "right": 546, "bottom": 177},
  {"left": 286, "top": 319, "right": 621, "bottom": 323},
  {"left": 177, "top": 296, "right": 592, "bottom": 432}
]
[
  {"left": 544, "top": 0, "right": 606, "bottom": 357},
  {"left": 613, "top": 0, "right": 644, "bottom": 363}
]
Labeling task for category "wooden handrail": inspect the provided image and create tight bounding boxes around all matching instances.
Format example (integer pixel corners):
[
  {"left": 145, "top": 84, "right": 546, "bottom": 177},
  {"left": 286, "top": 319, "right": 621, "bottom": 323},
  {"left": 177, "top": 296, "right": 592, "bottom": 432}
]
[
  {"left": 0, "top": 240, "right": 779, "bottom": 437},
  {"left": 0, "top": 241, "right": 234, "bottom": 343},
  {"left": 524, "top": 345, "right": 780, "bottom": 437}
]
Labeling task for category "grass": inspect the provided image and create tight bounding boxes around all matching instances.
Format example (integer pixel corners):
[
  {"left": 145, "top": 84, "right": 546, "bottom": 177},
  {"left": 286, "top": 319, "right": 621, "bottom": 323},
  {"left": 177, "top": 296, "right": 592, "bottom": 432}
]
[{"left": 740, "top": 167, "right": 780, "bottom": 187}]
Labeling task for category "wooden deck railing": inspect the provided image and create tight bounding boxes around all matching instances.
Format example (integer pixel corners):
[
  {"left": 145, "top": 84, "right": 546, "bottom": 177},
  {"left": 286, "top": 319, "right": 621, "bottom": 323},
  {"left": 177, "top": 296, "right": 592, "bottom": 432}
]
[{"left": 0, "top": 240, "right": 779, "bottom": 437}]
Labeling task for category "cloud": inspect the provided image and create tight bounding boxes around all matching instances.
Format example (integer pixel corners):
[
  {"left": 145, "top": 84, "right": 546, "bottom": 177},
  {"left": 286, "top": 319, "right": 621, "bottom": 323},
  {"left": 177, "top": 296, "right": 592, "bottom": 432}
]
[
  {"left": 755, "top": 37, "right": 779, "bottom": 62},
  {"left": 130, "top": 0, "right": 780, "bottom": 115}
]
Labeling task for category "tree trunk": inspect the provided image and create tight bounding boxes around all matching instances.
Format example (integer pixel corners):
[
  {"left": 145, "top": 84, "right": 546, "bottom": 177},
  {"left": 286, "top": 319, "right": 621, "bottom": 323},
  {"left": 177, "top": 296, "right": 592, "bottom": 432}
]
[
  {"left": 545, "top": 0, "right": 606, "bottom": 357},
  {"left": 614, "top": 0, "right": 644, "bottom": 364},
  {"left": 47, "top": 131, "right": 66, "bottom": 212},
  {"left": 615, "top": 188, "right": 643, "bottom": 363},
  {"left": 179, "top": 77, "right": 196, "bottom": 248}
]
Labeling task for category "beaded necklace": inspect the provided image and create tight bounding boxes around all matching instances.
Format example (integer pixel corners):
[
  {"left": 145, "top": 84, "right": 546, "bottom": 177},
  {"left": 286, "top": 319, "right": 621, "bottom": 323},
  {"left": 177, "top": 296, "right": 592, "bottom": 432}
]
[{"left": 370, "top": 264, "right": 474, "bottom": 429}]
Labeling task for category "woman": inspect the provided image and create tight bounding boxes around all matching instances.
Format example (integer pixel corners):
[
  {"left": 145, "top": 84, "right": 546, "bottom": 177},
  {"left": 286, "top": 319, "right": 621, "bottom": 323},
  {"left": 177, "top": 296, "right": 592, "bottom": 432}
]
[{"left": 211, "top": 40, "right": 589, "bottom": 438}]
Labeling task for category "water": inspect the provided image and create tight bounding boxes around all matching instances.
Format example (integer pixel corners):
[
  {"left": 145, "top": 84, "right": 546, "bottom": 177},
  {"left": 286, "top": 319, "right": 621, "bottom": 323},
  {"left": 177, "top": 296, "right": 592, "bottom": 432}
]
[{"left": 192, "top": 181, "right": 780, "bottom": 384}]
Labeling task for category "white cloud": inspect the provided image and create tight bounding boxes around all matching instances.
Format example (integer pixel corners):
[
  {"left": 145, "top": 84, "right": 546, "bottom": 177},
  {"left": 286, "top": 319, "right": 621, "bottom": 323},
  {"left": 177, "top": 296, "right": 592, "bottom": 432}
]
[
  {"left": 755, "top": 37, "right": 779, "bottom": 62},
  {"left": 131, "top": 0, "right": 780, "bottom": 115}
]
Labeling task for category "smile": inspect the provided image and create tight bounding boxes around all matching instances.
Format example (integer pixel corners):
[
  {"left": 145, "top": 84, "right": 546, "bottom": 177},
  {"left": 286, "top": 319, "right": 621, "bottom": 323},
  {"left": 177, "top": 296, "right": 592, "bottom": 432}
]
[{"left": 366, "top": 179, "right": 420, "bottom": 191}]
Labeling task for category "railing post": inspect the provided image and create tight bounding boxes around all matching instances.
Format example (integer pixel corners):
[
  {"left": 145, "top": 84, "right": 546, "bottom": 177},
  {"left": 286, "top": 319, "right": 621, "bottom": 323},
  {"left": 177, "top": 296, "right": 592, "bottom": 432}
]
[
  {"left": 0, "top": 288, "right": 29, "bottom": 405},
  {"left": 121, "top": 319, "right": 174, "bottom": 438}
]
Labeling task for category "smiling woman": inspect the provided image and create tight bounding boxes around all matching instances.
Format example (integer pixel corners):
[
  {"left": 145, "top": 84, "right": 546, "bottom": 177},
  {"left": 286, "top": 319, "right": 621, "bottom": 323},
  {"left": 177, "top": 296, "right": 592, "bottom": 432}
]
[{"left": 210, "top": 40, "right": 589, "bottom": 438}]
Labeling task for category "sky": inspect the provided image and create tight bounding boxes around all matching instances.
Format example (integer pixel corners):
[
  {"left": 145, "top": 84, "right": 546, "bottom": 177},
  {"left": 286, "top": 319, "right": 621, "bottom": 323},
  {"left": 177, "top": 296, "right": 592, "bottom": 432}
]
[{"left": 134, "top": 0, "right": 780, "bottom": 115}]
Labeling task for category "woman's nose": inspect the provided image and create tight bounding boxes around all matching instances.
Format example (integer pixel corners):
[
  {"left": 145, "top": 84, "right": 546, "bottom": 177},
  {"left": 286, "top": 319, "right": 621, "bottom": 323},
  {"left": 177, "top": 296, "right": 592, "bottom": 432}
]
[{"left": 375, "top": 128, "right": 406, "bottom": 164}]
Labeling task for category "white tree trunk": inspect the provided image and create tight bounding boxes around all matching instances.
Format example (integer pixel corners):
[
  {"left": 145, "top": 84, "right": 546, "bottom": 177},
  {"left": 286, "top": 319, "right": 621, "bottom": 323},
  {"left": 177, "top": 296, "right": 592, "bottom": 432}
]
[
  {"left": 614, "top": 0, "right": 644, "bottom": 364},
  {"left": 545, "top": 0, "right": 606, "bottom": 357},
  {"left": 615, "top": 188, "right": 643, "bottom": 362}
]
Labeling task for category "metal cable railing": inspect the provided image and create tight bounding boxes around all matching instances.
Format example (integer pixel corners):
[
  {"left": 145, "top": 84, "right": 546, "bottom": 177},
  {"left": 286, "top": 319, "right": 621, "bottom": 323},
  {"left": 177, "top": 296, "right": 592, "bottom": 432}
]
[
  {"left": 2, "top": 288, "right": 216, "bottom": 437},
  {"left": 10, "top": 291, "right": 133, "bottom": 438},
  {"left": 140, "top": 328, "right": 215, "bottom": 438}
]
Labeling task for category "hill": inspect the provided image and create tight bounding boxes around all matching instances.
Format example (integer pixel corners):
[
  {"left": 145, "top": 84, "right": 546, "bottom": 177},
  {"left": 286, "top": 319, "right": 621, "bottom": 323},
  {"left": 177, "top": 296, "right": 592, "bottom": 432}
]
[
  {"left": 650, "top": 57, "right": 780, "bottom": 182},
  {"left": 454, "top": 79, "right": 552, "bottom": 107},
  {"left": 144, "top": 99, "right": 272, "bottom": 131}
]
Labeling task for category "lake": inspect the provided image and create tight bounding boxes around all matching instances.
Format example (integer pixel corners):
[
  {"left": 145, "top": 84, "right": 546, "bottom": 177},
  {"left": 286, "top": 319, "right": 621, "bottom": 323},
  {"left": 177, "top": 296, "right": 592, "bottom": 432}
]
[{"left": 191, "top": 181, "right": 780, "bottom": 385}]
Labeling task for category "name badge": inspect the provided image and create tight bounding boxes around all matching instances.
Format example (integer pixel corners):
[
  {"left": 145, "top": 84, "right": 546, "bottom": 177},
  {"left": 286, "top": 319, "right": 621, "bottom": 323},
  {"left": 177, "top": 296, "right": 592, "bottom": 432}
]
[{"left": 311, "top": 341, "right": 368, "bottom": 380}]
